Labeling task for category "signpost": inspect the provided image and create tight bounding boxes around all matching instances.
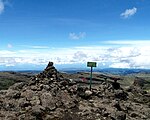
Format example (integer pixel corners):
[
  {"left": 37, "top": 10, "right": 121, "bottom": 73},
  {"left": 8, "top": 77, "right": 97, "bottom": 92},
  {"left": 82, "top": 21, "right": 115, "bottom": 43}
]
[{"left": 87, "top": 62, "right": 97, "bottom": 90}]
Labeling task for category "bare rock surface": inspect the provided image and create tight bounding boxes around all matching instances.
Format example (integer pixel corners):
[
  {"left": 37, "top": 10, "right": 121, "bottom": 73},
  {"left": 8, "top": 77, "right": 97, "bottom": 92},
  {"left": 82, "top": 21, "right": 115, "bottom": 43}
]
[{"left": 0, "top": 62, "right": 150, "bottom": 120}]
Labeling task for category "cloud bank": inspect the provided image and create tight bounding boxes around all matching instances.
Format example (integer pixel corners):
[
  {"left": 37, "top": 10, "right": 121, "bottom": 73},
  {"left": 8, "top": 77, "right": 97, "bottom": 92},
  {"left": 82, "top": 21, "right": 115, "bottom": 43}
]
[
  {"left": 120, "top": 7, "right": 137, "bottom": 18},
  {"left": 1, "top": 40, "right": 150, "bottom": 69}
]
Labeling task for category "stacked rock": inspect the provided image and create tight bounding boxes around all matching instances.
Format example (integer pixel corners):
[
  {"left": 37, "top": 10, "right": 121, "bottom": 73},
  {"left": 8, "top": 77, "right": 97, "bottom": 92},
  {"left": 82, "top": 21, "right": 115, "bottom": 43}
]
[{"left": 36, "top": 62, "right": 58, "bottom": 80}]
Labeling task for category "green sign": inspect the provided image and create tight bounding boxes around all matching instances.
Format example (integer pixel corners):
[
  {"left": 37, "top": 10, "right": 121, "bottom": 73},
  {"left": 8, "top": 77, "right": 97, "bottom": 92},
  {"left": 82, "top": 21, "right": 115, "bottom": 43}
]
[{"left": 87, "top": 62, "right": 97, "bottom": 67}]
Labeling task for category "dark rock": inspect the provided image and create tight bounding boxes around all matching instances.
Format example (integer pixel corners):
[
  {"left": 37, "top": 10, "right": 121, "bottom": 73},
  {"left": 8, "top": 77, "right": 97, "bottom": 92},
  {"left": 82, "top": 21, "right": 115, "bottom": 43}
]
[
  {"left": 18, "top": 98, "right": 31, "bottom": 108},
  {"left": 28, "top": 79, "right": 37, "bottom": 86},
  {"left": 133, "top": 77, "right": 145, "bottom": 88},
  {"left": 112, "top": 100, "right": 122, "bottom": 111},
  {"left": 115, "top": 90, "right": 128, "bottom": 100},
  {"left": 46, "top": 61, "right": 53, "bottom": 68},
  {"left": 4, "top": 102, "right": 16, "bottom": 111},
  {"left": 42, "top": 85, "right": 50, "bottom": 90},
  {"left": 130, "top": 112, "right": 138, "bottom": 118},
  {"left": 0, "top": 90, "right": 7, "bottom": 95},
  {"left": 68, "top": 85, "right": 78, "bottom": 94},
  {"left": 112, "top": 82, "right": 121, "bottom": 90},
  {"left": 77, "top": 86, "right": 91, "bottom": 99},
  {"left": 31, "top": 105, "right": 45, "bottom": 120},
  {"left": 60, "top": 80, "right": 69, "bottom": 86}
]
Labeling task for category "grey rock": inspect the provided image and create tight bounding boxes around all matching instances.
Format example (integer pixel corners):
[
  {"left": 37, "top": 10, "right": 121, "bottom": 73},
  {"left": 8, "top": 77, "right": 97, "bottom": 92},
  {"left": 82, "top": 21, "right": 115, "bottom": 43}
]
[
  {"left": 21, "top": 89, "right": 35, "bottom": 101},
  {"left": 18, "top": 98, "right": 31, "bottom": 108},
  {"left": 116, "top": 111, "right": 126, "bottom": 120},
  {"left": 57, "top": 91, "right": 76, "bottom": 109},
  {"left": 41, "top": 92, "right": 56, "bottom": 111},
  {"left": 9, "top": 82, "right": 26, "bottom": 90},
  {"left": 130, "top": 112, "right": 138, "bottom": 118},
  {"left": 85, "top": 90, "right": 93, "bottom": 96},
  {"left": 6, "top": 90, "right": 21, "bottom": 99}
]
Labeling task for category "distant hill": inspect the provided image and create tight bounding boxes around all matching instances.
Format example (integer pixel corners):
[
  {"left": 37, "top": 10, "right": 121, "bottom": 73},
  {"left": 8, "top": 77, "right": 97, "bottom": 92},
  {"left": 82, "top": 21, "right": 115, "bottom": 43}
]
[
  {"left": 0, "top": 71, "right": 31, "bottom": 90},
  {"left": 58, "top": 68, "right": 150, "bottom": 75},
  {"left": 0, "top": 68, "right": 150, "bottom": 91}
]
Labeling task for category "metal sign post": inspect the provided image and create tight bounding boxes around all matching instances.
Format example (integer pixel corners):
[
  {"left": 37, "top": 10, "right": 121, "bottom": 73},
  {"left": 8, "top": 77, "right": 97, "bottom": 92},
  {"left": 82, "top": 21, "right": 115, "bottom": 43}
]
[
  {"left": 90, "top": 66, "right": 93, "bottom": 90},
  {"left": 87, "top": 62, "right": 97, "bottom": 90}
]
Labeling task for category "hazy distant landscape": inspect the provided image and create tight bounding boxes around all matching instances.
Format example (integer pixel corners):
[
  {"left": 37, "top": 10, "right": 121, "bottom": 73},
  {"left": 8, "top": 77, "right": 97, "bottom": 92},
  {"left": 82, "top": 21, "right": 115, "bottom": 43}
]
[{"left": 1, "top": 68, "right": 150, "bottom": 92}]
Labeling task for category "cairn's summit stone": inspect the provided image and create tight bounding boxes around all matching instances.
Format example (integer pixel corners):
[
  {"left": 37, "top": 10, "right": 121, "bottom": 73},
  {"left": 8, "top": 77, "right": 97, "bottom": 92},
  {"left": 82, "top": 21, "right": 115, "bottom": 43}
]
[{"left": 35, "top": 61, "right": 58, "bottom": 80}]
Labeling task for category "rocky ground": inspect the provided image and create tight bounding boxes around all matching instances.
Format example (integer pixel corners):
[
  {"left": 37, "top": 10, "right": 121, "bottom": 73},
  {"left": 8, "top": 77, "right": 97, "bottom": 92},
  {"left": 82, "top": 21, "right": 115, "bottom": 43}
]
[{"left": 0, "top": 62, "right": 150, "bottom": 120}]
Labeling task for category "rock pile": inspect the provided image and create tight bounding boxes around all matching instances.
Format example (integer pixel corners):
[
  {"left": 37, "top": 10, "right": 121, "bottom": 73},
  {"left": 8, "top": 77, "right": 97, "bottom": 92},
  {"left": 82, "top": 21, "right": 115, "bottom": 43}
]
[{"left": 0, "top": 62, "right": 150, "bottom": 120}]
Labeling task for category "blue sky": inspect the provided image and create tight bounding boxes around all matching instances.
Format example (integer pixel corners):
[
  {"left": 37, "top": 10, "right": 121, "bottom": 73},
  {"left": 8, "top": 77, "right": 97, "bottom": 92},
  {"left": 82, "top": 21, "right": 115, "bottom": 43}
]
[{"left": 0, "top": 0, "right": 150, "bottom": 70}]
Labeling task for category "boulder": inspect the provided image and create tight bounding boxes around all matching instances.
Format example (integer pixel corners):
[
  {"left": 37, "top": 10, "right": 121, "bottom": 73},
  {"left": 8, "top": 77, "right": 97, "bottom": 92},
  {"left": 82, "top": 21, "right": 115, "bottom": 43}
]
[
  {"left": 57, "top": 90, "right": 76, "bottom": 109},
  {"left": 31, "top": 105, "right": 45, "bottom": 119},
  {"left": 6, "top": 90, "right": 21, "bottom": 99},
  {"left": 40, "top": 92, "right": 56, "bottom": 111},
  {"left": 9, "top": 82, "right": 26, "bottom": 90}
]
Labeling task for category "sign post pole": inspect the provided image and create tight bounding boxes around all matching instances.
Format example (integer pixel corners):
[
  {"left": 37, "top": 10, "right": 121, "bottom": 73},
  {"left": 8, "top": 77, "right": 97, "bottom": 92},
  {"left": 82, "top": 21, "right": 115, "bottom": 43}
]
[
  {"left": 87, "top": 62, "right": 97, "bottom": 91},
  {"left": 90, "top": 66, "right": 93, "bottom": 90}
]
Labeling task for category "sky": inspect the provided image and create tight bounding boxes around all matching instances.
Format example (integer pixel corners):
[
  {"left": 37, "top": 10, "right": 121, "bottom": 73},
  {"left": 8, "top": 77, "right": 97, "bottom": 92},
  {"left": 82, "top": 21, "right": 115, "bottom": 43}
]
[{"left": 0, "top": 0, "right": 150, "bottom": 70}]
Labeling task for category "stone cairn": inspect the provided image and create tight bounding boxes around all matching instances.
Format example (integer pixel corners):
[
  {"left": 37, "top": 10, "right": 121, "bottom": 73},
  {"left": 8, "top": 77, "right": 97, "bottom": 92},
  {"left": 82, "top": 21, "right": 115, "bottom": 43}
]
[
  {"left": 36, "top": 62, "right": 58, "bottom": 80},
  {"left": 0, "top": 62, "right": 150, "bottom": 120}
]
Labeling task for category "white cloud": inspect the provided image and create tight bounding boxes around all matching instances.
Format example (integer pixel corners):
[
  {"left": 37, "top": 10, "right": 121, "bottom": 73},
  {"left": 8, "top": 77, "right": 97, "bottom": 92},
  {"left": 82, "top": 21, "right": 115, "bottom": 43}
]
[
  {"left": 0, "top": 50, "right": 16, "bottom": 57},
  {"left": 7, "top": 44, "right": 12, "bottom": 48},
  {"left": 0, "top": 40, "right": 150, "bottom": 69},
  {"left": 69, "top": 32, "right": 86, "bottom": 40},
  {"left": 105, "top": 40, "right": 150, "bottom": 46},
  {"left": 0, "top": 0, "right": 4, "bottom": 14},
  {"left": 109, "top": 63, "right": 130, "bottom": 68},
  {"left": 120, "top": 7, "right": 137, "bottom": 18},
  {"left": 20, "top": 45, "right": 50, "bottom": 49},
  {"left": 28, "top": 45, "right": 49, "bottom": 49}
]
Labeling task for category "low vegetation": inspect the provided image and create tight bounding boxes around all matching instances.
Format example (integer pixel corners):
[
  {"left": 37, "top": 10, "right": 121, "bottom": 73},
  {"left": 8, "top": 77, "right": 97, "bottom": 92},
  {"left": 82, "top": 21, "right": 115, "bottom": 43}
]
[{"left": 0, "top": 72, "right": 31, "bottom": 90}]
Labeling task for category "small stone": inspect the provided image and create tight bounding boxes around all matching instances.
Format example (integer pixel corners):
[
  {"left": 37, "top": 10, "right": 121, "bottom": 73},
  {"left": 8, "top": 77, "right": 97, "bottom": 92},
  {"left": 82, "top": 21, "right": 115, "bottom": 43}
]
[
  {"left": 116, "top": 111, "right": 126, "bottom": 120},
  {"left": 43, "top": 85, "right": 50, "bottom": 90},
  {"left": 85, "top": 90, "right": 93, "bottom": 96},
  {"left": 30, "top": 96, "right": 41, "bottom": 106},
  {"left": 130, "top": 112, "right": 138, "bottom": 118},
  {"left": 30, "top": 85, "right": 38, "bottom": 91},
  {"left": 115, "top": 90, "right": 128, "bottom": 100}
]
